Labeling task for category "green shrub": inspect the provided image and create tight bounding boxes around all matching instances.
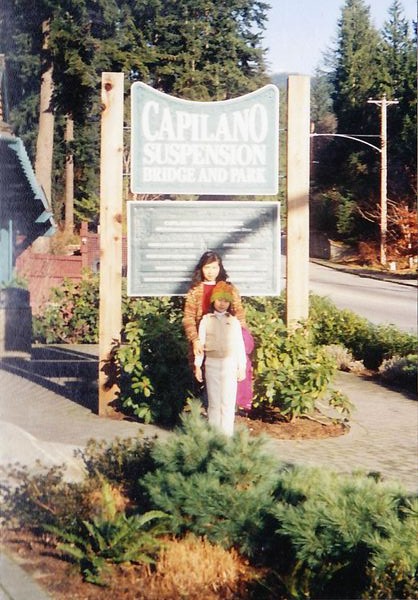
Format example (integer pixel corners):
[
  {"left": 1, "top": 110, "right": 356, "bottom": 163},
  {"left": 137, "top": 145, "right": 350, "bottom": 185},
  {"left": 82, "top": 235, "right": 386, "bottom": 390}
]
[
  {"left": 141, "top": 403, "right": 282, "bottom": 558},
  {"left": 245, "top": 298, "right": 348, "bottom": 421},
  {"left": 350, "top": 323, "right": 418, "bottom": 371},
  {"left": 362, "top": 496, "right": 418, "bottom": 599},
  {"left": 0, "top": 463, "right": 93, "bottom": 532},
  {"left": 121, "top": 295, "right": 324, "bottom": 425},
  {"left": 2, "top": 441, "right": 166, "bottom": 587},
  {"left": 79, "top": 437, "right": 156, "bottom": 484},
  {"left": 32, "top": 274, "right": 416, "bottom": 421},
  {"left": 142, "top": 410, "right": 417, "bottom": 598},
  {"left": 1, "top": 437, "right": 158, "bottom": 533},
  {"left": 33, "top": 271, "right": 99, "bottom": 343},
  {"left": 378, "top": 354, "right": 418, "bottom": 394},
  {"left": 270, "top": 467, "right": 418, "bottom": 599},
  {"left": 3, "top": 415, "right": 416, "bottom": 598},
  {"left": 117, "top": 297, "right": 195, "bottom": 425},
  {"left": 310, "top": 294, "right": 418, "bottom": 370},
  {"left": 0, "top": 275, "right": 28, "bottom": 289},
  {"left": 76, "top": 437, "right": 157, "bottom": 508}
]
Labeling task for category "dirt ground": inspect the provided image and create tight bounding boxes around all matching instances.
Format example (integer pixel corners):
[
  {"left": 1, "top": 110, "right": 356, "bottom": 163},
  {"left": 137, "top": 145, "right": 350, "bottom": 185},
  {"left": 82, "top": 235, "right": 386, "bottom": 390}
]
[
  {"left": 235, "top": 409, "right": 347, "bottom": 440},
  {"left": 1, "top": 529, "right": 276, "bottom": 600}
]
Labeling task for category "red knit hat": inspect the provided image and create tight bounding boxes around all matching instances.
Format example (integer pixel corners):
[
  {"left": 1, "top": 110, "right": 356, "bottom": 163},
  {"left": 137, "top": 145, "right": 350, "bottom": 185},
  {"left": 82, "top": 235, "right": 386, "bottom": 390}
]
[{"left": 210, "top": 281, "right": 234, "bottom": 303}]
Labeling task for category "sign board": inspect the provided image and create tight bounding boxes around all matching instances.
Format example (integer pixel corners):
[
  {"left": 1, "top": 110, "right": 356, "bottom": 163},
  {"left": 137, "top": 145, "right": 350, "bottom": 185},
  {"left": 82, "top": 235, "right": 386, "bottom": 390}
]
[
  {"left": 127, "top": 201, "right": 280, "bottom": 297},
  {"left": 131, "top": 83, "right": 279, "bottom": 195}
]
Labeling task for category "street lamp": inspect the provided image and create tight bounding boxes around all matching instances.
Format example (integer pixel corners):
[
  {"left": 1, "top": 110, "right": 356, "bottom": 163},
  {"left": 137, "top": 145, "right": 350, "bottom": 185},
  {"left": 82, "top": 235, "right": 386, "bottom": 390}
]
[
  {"left": 311, "top": 95, "right": 398, "bottom": 266},
  {"left": 367, "top": 94, "right": 398, "bottom": 266}
]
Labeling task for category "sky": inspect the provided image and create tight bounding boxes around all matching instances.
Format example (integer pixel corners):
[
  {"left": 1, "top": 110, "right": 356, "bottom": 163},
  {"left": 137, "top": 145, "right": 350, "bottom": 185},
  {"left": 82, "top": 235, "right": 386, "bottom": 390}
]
[{"left": 263, "top": 0, "right": 417, "bottom": 75}]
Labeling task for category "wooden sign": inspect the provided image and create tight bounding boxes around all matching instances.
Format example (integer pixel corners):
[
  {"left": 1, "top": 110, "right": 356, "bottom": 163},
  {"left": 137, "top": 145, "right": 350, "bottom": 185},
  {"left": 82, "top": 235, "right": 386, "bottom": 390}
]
[{"left": 131, "top": 83, "right": 279, "bottom": 195}]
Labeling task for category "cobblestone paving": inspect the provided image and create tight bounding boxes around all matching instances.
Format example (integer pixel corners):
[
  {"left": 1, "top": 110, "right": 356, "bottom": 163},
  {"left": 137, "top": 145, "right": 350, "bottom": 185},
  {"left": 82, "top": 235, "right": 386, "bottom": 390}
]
[{"left": 0, "top": 349, "right": 417, "bottom": 492}]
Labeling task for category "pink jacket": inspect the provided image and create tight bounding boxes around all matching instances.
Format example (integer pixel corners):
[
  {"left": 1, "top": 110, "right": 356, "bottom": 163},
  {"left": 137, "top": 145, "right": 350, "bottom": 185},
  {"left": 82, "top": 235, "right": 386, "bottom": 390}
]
[{"left": 236, "top": 327, "right": 254, "bottom": 411}]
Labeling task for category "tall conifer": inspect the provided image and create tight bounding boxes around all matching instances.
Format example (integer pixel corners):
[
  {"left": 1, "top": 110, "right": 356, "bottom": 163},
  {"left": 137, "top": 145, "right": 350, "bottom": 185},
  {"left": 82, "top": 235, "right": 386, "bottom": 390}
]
[
  {"left": 1, "top": 0, "right": 270, "bottom": 225},
  {"left": 381, "top": 0, "right": 417, "bottom": 199}
]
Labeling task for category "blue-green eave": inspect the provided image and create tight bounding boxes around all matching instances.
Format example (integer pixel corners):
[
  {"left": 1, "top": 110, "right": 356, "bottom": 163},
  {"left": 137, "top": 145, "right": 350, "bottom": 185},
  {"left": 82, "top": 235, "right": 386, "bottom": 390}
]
[{"left": 0, "top": 133, "right": 56, "bottom": 243}]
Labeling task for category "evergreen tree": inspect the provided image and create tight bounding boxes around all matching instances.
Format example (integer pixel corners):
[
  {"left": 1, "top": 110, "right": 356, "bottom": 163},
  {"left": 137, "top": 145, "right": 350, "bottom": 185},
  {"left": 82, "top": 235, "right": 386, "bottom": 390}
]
[
  {"left": 382, "top": 0, "right": 412, "bottom": 92},
  {"left": 331, "top": 0, "right": 382, "bottom": 132},
  {"left": 312, "top": 0, "right": 382, "bottom": 241},
  {"left": 329, "top": 0, "right": 382, "bottom": 203},
  {"left": 0, "top": 0, "right": 98, "bottom": 225},
  {"left": 1, "top": 0, "right": 271, "bottom": 229},
  {"left": 381, "top": 0, "right": 417, "bottom": 200},
  {"left": 313, "top": 0, "right": 416, "bottom": 244},
  {"left": 0, "top": 0, "right": 50, "bottom": 152},
  {"left": 123, "top": 0, "right": 269, "bottom": 99},
  {"left": 311, "top": 70, "right": 336, "bottom": 133},
  {"left": 310, "top": 70, "right": 338, "bottom": 227}
]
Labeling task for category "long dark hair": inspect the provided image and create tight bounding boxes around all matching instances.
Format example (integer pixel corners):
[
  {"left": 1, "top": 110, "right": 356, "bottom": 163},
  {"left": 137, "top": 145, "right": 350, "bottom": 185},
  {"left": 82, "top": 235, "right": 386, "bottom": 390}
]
[{"left": 190, "top": 251, "right": 228, "bottom": 288}]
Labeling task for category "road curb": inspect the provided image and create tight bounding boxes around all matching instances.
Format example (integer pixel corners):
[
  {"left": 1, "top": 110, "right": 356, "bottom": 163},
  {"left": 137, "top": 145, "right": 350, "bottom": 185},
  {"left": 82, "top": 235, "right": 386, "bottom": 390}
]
[{"left": 310, "top": 259, "right": 417, "bottom": 288}]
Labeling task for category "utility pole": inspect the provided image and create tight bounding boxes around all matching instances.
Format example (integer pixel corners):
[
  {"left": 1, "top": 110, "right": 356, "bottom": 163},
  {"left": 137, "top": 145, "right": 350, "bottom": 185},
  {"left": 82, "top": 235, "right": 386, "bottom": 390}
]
[{"left": 367, "top": 94, "right": 398, "bottom": 266}]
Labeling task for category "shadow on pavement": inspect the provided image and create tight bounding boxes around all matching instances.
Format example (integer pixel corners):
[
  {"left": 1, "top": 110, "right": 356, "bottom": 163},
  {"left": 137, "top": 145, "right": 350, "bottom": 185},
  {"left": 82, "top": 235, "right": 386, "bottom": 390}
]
[{"left": 0, "top": 345, "right": 98, "bottom": 411}]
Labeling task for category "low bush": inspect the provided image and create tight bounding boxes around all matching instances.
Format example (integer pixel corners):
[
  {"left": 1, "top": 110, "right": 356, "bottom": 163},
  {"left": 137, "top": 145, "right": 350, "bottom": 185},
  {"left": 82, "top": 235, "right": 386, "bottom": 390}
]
[
  {"left": 245, "top": 298, "right": 351, "bottom": 421},
  {"left": 32, "top": 274, "right": 417, "bottom": 420},
  {"left": 0, "top": 437, "right": 157, "bottom": 533},
  {"left": 47, "top": 481, "right": 167, "bottom": 586},
  {"left": 76, "top": 437, "right": 157, "bottom": 508},
  {"left": 310, "top": 294, "right": 418, "bottom": 370},
  {"left": 117, "top": 296, "right": 195, "bottom": 425},
  {"left": 270, "top": 467, "right": 418, "bottom": 600},
  {"left": 0, "top": 463, "right": 94, "bottom": 532},
  {"left": 2, "top": 414, "right": 417, "bottom": 598},
  {"left": 32, "top": 271, "right": 99, "bottom": 343},
  {"left": 141, "top": 403, "right": 281, "bottom": 558},
  {"left": 378, "top": 354, "right": 418, "bottom": 394},
  {"left": 116, "top": 294, "right": 346, "bottom": 424}
]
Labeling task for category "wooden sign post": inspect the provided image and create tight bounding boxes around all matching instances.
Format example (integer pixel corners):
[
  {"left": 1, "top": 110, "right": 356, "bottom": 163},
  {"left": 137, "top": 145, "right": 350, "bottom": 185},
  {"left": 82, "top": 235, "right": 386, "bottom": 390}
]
[
  {"left": 98, "top": 72, "right": 124, "bottom": 416},
  {"left": 286, "top": 75, "right": 310, "bottom": 328}
]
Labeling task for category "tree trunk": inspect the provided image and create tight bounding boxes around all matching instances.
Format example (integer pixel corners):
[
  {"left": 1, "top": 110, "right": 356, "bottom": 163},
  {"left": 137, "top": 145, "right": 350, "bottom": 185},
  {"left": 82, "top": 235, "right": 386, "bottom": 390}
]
[
  {"left": 64, "top": 113, "right": 74, "bottom": 234},
  {"left": 35, "top": 18, "right": 54, "bottom": 205},
  {"left": 33, "top": 19, "right": 55, "bottom": 253}
]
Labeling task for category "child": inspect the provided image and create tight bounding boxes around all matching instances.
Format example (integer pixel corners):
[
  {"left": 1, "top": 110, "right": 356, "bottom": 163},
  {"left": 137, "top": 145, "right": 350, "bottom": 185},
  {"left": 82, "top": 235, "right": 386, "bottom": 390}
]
[{"left": 194, "top": 281, "right": 246, "bottom": 436}]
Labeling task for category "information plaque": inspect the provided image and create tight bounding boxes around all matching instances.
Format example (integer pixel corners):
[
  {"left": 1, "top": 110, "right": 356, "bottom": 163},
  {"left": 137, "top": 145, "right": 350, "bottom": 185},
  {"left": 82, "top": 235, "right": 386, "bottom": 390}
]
[
  {"left": 127, "top": 201, "right": 280, "bottom": 297},
  {"left": 131, "top": 83, "right": 279, "bottom": 195}
]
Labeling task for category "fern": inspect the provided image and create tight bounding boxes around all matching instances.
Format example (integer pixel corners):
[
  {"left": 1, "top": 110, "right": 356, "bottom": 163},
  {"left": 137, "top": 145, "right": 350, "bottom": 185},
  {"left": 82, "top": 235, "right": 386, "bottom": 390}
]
[{"left": 46, "top": 480, "right": 168, "bottom": 586}]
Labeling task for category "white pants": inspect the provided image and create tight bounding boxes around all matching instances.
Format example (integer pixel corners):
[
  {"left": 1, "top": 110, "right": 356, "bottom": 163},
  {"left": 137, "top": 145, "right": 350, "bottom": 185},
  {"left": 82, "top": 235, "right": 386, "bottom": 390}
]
[{"left": 205, "top": 356, "right": 237, "bottom": 437}]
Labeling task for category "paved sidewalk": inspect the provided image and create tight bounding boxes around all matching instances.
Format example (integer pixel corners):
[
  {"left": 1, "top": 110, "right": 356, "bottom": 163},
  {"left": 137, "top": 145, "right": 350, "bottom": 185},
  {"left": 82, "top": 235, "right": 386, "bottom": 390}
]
[
  {"left": 267, "top": 372, "right": 417, "bottom": 489},
  {"left": 0, "top": 344, "right": 417, "bottom": 490},
  {"left": 0, "top": 345, "right": 417, "bottom": 599}
]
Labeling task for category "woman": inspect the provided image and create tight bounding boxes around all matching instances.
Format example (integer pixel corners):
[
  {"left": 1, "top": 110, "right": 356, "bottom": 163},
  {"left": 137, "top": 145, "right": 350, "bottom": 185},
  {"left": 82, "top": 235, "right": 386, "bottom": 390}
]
[{"left": 182, "top": 251, "right": 246, "bottom": 361}]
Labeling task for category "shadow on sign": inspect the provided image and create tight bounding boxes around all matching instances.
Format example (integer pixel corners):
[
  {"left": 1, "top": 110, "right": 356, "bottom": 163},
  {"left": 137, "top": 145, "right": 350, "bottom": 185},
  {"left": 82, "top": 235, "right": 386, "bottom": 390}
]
[{"left": 127, "top": 201, "right": 280, "bottom": 297}]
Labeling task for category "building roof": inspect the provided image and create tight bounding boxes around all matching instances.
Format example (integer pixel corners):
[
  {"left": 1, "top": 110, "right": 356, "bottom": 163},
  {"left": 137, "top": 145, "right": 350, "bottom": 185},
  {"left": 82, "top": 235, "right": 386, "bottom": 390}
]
[{"left": 0, "top": 132, "right": 55, "bottom": 246}]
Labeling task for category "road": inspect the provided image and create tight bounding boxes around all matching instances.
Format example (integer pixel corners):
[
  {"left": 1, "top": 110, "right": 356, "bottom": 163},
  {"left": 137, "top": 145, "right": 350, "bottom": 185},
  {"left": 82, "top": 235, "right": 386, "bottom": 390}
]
[
  {"left": 281, "top": 258, "right": 417, "bottom": 334},
  {"left": 308, "top": 262, "right": 417, "bottom": 334}
]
